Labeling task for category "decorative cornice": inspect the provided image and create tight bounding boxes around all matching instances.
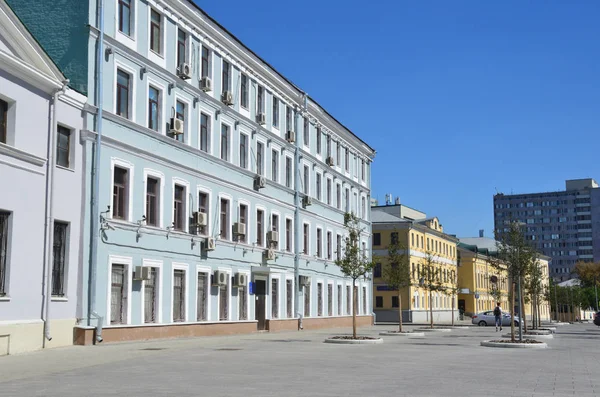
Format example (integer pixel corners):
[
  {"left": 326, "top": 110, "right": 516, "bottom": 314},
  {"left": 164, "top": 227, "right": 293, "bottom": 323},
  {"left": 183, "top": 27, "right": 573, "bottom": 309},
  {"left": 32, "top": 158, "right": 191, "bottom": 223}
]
[
  {"left": 0, "top": 50, "right": 62, "bottom": 93},
  {"left": 0, "top": 142, "right": 46, "bottom": 167}
]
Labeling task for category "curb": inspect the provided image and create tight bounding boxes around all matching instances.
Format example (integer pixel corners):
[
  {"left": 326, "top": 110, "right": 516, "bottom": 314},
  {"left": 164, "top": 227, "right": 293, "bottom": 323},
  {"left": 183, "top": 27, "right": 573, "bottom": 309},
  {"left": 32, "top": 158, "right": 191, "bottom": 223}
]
[
  {"left": 481, "top": 340, "right": 547, "bottom": 349},
  {"left": 380, "top": 331, "right": 425, "bottom": 337},
  {"left": 324, "top": 338, "right": 384, "bottom": 345},
  {"left": 419, "top": 328, "right": 452, "bottom": 333}
]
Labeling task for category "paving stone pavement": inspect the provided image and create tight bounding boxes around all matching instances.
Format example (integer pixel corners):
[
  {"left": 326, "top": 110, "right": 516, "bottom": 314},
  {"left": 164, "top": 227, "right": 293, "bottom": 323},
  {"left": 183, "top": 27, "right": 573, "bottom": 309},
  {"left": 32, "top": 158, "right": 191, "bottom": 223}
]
[{"left": 1, "top": 323, "right": 600, "bottom": 396}]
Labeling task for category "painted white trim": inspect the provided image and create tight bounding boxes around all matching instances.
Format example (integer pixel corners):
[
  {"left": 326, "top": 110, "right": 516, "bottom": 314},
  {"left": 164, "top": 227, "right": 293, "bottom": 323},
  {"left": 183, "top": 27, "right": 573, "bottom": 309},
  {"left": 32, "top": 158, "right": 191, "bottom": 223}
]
[
  {"left": 316, "top": 279, "right": 325, "bottom": 317},
  {"left": 106, "top": 255, "right": 133, "bottom": 326},
  {"left": 408, "top": 249, "right": 458, "bottom": 266},
  {"left": 197, "top": 105, "right": 215, "bottom": 155},
  {"left": 315, "top": 226, "right": 324, "bottom": 259},
  {"left": 216, "top": 267, "right": 232, "bottom": 321},
  {"left": 217, "top": 193, "right": 232, "bottom": 240},
  {"left": 113, "top": 59, "right": 137, "bottom": 122},
  {"left": 147, "top": 5, "right": 166, "bottom": 68},
  {"left": 302, "top": 220, "right": 311, "bottom": 256},
  {"left": 284, "top": 153, "right": 294, "bottom": 189},
  {"left": 255, "top": 135, "right": 267, "bottom": 176},
  {"left": 141, "top": 259, "right": 163, "bottom": 324},
  {"left": 195, "top": 184, "right": 212, "bottom": 237},
  {"left": 238, "top": 129, "right": 250, "bottom": 171},
  {"left": 146, "top": 76, "right": 167, "bottom": 135},
  {"left": 218, "top": 120, "right": 233, "bottom": 163},
  {"left": 143, "top": 168, "right": 165, "bottom": 228},
  {"left": 235, "top": 268, "right": 250, "bottom": 321},
  {"left": 195, "top": 265, "right": 212, "bottom": 321},
  {"left": 326, "top": 280, "right": 334, "bottom": 317},
  {"left": 269, "top": 273, "right": 281, "bottom": 319},
  {"left": 255, "top": 204, "right": 267, "bottom": 248},
  {"left": 285, "top": 274, "right": 295, "bottom": 318},
  {"left": 173, "top": 93, "right": 192, "bottom": 145},
  {"left": 284, "top": 215, "right": 294, "bottom": 254},
  {"left": 171, "top": 177, "right": 190, "bottom": 232},
  {"left": 114, "top": 0, "right": 138, "bottom": 50},
  {"left": 109, "top": 158, "right": 135, "bottom": 222},
  {"left": 236, "top": 198, "right": 251, "bottom": 244},
  {"left": 269, "top": 210, "right": 280, "bottom": 250},
  {"left": 269, "top": 144, "right": 281, "bottom": 184},
  {"left": 171, "top": 262, "right": 190, "bottom": 322}
]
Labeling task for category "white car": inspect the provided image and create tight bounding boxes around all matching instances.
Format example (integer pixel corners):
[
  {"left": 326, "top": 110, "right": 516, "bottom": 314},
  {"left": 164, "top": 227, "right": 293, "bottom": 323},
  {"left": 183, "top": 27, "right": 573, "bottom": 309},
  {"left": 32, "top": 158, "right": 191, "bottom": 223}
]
[{"left": 471, "top": 311, "right": 520, "bottom": 327}]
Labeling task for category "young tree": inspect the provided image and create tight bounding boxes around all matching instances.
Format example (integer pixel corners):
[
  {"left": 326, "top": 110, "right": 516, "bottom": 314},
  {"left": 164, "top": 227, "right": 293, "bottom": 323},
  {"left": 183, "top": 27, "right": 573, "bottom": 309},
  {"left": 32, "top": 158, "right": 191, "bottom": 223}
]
[
  {"left": 335, "top": 212, "right": 375, "bottom": 339},
  {"left": 524, "top": 260, "right": 544, "bottom": 329},
  {"left": 381, "top": 231, "right": 411, "bottom": 332},
  {"left": 491, "top": 221, "right": 536, "bottom": 342},
  {"left": 419, "top": 252, "right": 445, "bottom": 329}
]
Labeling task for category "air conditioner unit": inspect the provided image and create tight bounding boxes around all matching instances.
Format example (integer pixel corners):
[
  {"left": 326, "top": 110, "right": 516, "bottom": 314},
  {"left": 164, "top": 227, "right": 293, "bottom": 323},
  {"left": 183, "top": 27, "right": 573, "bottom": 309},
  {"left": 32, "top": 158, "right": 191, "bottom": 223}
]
[
  {"left": 299, "top": 275, "right": 310, "bottom": 286},
  {"left": 213, "top": 270, "right": 228, "bottom": 286},
  {"left": 267, "top": 230, "right": 279, "bottom": 244},
  {"left": 326, "top": 156, "right": 335, "bottom": 167},
  {"left": 264, "top": 248, "right": 276, "bottom": 261},
  {"left": 221, "top": 91, "right": 234, "bottom": 106},
  {"left": 177, "top": 62, "right": 191, "bottom": 80},
  {"left": 234, "top": 272, "right": 248, "bottom": 287},
  {"left": 169, "top": 118, "right": 184, "bottom": 135},
  {"left": 133, "top": 266, "right": 151, "bottom": 281},
  {"left": 204, "top": 237, "right": 216, "bottom": 251},
  {"left": 234, "top": 222, "right": 246, "bottom": 236},
  {"left": 254, "top": 175, "right": 266, "bottom": 189},
  {"left": 192, "top": 211, "right": 208, "bottom": 227},
  {"left": 286, "top": 130, "right": 295, "bottom": 143},
  {"left": 256, "top": 113, "right": 266, "bottom": 125},
  {"left": 303, "top": 195, "right": 313, "bottom": 207},
  {"left": 200, "top": 76, "right": 212, "bottom": 92}
]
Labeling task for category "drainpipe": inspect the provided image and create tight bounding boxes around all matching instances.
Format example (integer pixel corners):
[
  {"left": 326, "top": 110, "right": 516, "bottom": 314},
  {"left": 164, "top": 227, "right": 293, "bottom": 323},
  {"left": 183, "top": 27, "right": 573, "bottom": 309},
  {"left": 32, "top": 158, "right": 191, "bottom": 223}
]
[
  {"left": 87, "top": 0, "right": 105, "bottom": 343},
  {"left": 294, "top": 94, "right": 304, "bottom": 330},
  {"left": 41, "top": 80, "right": 69, "bottom": 347}
]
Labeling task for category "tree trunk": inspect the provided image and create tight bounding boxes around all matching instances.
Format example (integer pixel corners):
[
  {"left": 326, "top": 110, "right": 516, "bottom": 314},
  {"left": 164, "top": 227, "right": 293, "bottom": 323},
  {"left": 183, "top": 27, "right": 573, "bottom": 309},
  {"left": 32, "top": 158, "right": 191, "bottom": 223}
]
[
  {"left": 429, "top": 289, "right": 434, "bottom": 329},
  {"left": 520, "top": 279, "right": 527, "bottom": 335},
  {"left": 352, "top": 281, "right": 357, "bottom": 339},
  {"left": 451, "top": 293, "right": 455, "bottom": 326},
  {"left": 510, "top": 282, "right": 516, "bottom": 342},
  {"left": 398, "top": 291, "right": 403, "bottom": 333}
]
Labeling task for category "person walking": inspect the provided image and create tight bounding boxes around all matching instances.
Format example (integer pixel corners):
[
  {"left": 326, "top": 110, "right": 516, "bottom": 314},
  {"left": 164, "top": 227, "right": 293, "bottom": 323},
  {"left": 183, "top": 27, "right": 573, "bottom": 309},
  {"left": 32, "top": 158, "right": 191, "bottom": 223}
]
[{"left": 494, "top": 302, "right": 503, "bottom": 332}]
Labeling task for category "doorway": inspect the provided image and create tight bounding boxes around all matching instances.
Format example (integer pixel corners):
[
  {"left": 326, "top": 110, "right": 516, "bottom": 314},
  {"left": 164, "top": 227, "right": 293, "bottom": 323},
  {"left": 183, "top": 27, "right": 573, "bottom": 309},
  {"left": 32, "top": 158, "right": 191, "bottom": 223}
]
[{"left": 254, "top": 279, "right": 267, "bottom": 330}]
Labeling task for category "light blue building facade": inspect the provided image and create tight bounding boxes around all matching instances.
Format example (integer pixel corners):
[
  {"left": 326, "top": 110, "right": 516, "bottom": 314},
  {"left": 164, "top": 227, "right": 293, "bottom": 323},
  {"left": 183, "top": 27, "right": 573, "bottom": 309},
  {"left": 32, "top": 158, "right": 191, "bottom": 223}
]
[{"left": 8, "top": 0, "right": 375, "bottom": 341}]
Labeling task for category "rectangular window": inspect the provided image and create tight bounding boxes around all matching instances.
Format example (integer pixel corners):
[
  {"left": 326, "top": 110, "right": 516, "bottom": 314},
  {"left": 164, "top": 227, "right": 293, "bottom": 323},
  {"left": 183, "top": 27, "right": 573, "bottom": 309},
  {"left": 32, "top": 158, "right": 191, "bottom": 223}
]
[
  {"left": 361, "top": 197, "right": 366, "bottom": 219},
  {"left": 116, "top": 69, "right": 130, "bottom": 118},
  {"left": 110, "top": 264, "right": 128, "bottom": 324},
  {"left": 0, "top": 212, "right": 10, "bottom": 295},
  {"left": 173, "top": 184, "right": 185, "bottom": 231},
  {"left": 337, "top": 285, "right": 342, "bottom": 315},
  {"left": 316, "top": 228, "right": 322, "bottom": 258},
  {"left": 336, "top": 185, "right": 341, "bottom": 210},
  {"left": 286, "top": 219, "right": 292, "bottom": 252},
  {"left": 375, "top": 296, "right": 383, "bottom": 308},
  {"left": 219, "top": 278, "right": 229, "bottom": 321},
  {"left": 271, "top": 149, "right": 278, "bottom": 182},
  {"left": 176, "top": 29, "right": 186, "bottom": 66},
  {"left": 56, "top": 125, "right": 71, "bottom": 168},
  {"left": 222, "top": 60, "right": 231, "bottom": 93},
  {"left": 272, "top": 97, "right": 279, "bottom": 128},
  {"left": 304, "top": 283, "right": 311, "bottom": 317},
  {"left": 327, "top": 284, "right": 333, "bottom": 316},
  {"left": 326, "top": 179, "right": 332, "bottom": 205},
  {"left": 51, "top": 222, "right": 68, "bottom": 296},
  {"left": 316, "top": 127, "right": 321, "bottom": 155},
  {"left": 286, "top": 279, "right": 293, "bottom": 318},
  {"left": 374, "top": 263, "right": 383, "bottom": 278},
  {"left": 220, "top": 124, "right": 229, "bottom": 161},
  {"left": 303, "top": 165, "right": 309, "bottom": 195},
  {"left": 198, "top": 192, "right": 208, "bottom": 236},
  {"left": 303, "top": 224, "right": 309, "bottom": 255},
  {"left": 257, "top": 142, "right": 264, "bottom": 175},
  {"left": 391, "top": 232, "right": 399, "bottom": 244},
  {"left": 240, "top": 74, "right": 248, "bottom": 109},
  {"left": 239, "top": 204, "right": 247, "bottom": 244},
  {"left": 316, "top": 174, "right": 322, "bottom": 201},
  {"left": 373, "top": 233, "right": 381, "bottom": 246},
  {"left": 327, "top": 135, "right": 331, "bottom": 158},
  {"left": 285, "top": 157, "right": 292, "bottom": 188},
  {"left": 150, "top": 9, "right": 161, "bottom": 54},
  {"left": 286, "top": 106, "right": 293, "bottom": 132},
  {"left": 144, "top": 267, "right": 158, "bottom": 323},
  {"left": 271, "top": 278, "right": 279, "bottom": 319},
  {"left": 174, "top": 100, "right": 185, "bottom": 142},
  {"left": 173, "top": 269, "right": 186, "bottom": 322},
  {"left": 271, "top": 214, "right": 279, "bottom": 249},
  {"left": 336, "top": 234, "right": 342, "bottom": 261},
  {"left": 197, "top": 272, "right": 208, "bottom": 321},
  {"left": 220, "top": 198, "right": 230, "bottom": 240},
  {"left": 0, "top": 99, "right": 7, "bottom": 144},
  {"left": 336, "top": 143, "right": 341, "bottom": 166},
  {"left": 239, "top": 133, "right": 248, "bottom": 169},
  {"left": 257, "top": 209, "right": 264, "bottom": 246},
  {"left": 112, "top": 167, "right": 129, "bottom": 220},
  {"left": 317, "top": 283, "right": 323, "bottom": 316},
  {"left": 345, "top": 188, "right": 350, "bottom": 212},
  {"left": 200, "top": 113, "right": 209, "bottom": 152},
  {"left": 148, "top": 86, "right": 160, "bottom": 131},
  {"left": 346, "top": 285, "right": 351, "bottom": 315},
  {"left": 239, "top": 283, "right": 247, "bottom": 320},
  {"left": 118, "top": 0, "right": 132, "bottom": 36},
  {"left": 361, "top": 160, "right": 365, "bottom": 181},
  {"left": 327, "top": 231, "right": 332, "bottom": 260},
  {"left": 303, "top": 118, "right": 309, "bottom": 147},
  {"left": 201, "top": 46, "right": 210, "bottom": 78},
  {"left": 257, "top": 86, "right": 265, "bottom": 114},
  {"left": 145, "top": 177, "right": 159, "bottom": 227}
]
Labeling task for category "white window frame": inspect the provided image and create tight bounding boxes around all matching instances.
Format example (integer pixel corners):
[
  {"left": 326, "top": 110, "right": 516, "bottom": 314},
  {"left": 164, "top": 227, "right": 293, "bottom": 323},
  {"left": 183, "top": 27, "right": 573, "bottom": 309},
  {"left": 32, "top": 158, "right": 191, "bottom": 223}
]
[
  {"left": 109, "top": 157, "right": 135, "bottom": 222},
  {"left": 197, "top": 104, "right": 215, "bottom": 154},
  {"left": 171, "top": 262, "right": 189, "bottom": 322},
  {"left": 302, "top": 220, "right": 311, "bottom": 256},
  {"left": 146, "top": 77, "right": 166, "bottom": 135},
  {"left": 327, "top": 280, "right": 334, "bottom": 317},
  {"left": 326, "top": 228, "right": 333, "bottom": 261},
  {"left": 216, "top": 267, "right": 232, "bottom": 321},
  {"left": 219, "top": 120, "right": 233, "bottom": 163},
  {"left": 270, "top": 143, "right": 281, "bottom": 184},
  {"left": 284, "top": 154, "right": 294, "bottom": 189},
  {"left": 237, "top": 199, "right": 251, "bottom": 244},
  {"left": 113, "top": 61, "right": 136, "bottom": 121},
  {"left": 285, "top": 215, "right": 294, "bottom": 253},
  {"left": 326, "top": 176, "right": 333, "bottom": 206},
  {"left": 173, "top": 94, "right": 191, "bottom": 145},
  {"left": 301, "top": 160, "right": 311, "bottom": 197},
  {"left": 255, "top": 204, "right": 267, "bottom": 247},
  {"left": 236, "top": 269, "right": 251, "bottom": 321},
  {"left": 316, "top": 279, "right": 324, "bottom": 317},
  {"left": 172, "top": 177, "right": 190, "bottom": 232},
  {"left": 196, "top": 185, "right": 212, "bottom": 237},
  {"left": 269, "top": 274, "right": 281, "bottom": 319},
  {"left": 143, "top": 168, "right": 165, "bottom": 228},
  {"left": 316, "top": 226, "right": 323, "bottom": 259},
  {"left": 106, "top": 255, "right": 133, "bottom": 326},
  {"left": 255, "top": 136, "right": 267, "bottom": 176},
  {"left": 238, "top": 128, "right": 251, "bottom": 171},
  {"left": 148, "top": 6, "right": 166, "bottom": 67},
  {"left": 115, "top": 0, "right": 137, "bottom": 49},
  {"left": 174, "top": 26, "right": 190, "bottom": 69},
  {"left": 218, "top": 193, "right": 233, "bottom": 240},
  {"left": 195, "top": 265, "right": 212, "bottom": 321},
  {"left": 141, "top": 259, "right": 163, "bottom": 323},
  {"left": 270, "top": 210, "right": 281, "bottom": 250},
  {"left": 336, "top": 281, "right": 343, "bottom": 316},
  {"left": 285, "top": 274, "right": 294, "bottom": 318}
]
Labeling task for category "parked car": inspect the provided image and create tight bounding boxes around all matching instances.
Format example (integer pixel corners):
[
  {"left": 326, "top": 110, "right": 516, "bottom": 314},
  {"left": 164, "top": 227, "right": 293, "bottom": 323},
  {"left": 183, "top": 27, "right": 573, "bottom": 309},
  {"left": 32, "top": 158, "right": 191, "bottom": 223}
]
[
  {"left": 472, "top": 311, "right": 520, "bottom": 327},
  {"left": 593, "top": 311, "right": 600, "bottom": 326}
]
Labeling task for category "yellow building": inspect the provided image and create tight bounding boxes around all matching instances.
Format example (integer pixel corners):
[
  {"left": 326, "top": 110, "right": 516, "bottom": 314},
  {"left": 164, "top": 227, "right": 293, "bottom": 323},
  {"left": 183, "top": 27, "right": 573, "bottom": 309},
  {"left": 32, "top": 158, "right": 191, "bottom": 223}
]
[
  {"left": 371, "top": 207, "right": 459, "bottom": 323},
  {"left": 458, "top": 237, "right": 551, "bottom": 322}
]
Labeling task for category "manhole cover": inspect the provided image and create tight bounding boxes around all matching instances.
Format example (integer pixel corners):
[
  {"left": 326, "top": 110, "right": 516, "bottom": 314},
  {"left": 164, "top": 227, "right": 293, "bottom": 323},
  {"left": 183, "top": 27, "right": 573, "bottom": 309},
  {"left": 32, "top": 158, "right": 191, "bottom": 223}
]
[
  {"left": 216, "top": 348, "right": 242, "bottom": 351},
  {"left": 141, "top": 348, "right": 166, "bottom": 351}
]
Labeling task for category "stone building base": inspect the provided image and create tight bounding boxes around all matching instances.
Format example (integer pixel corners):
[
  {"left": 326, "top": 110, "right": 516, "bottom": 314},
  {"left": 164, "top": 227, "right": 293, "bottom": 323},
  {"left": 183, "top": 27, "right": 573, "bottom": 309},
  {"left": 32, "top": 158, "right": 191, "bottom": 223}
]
[
  {"left": 0, "top": 318, "right": 77, "bottom": 355},
  {"left": 267, "top": 315, "right": 373, "bottom": 332}
]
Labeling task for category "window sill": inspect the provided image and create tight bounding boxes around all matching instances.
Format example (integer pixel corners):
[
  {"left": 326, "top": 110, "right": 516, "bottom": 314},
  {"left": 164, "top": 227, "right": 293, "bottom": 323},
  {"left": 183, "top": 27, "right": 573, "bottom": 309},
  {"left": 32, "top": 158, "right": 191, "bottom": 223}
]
[
  {"left": 149, "top": 49, "right": 164, "bottom": 59},
  {"left": 0, "top": 297, "right": 11, "bottom": 302},
  {"left": 51, "top": 297, "right": 68, "bottom": 302},
  {"left": 56, "top": 165, "right": 75, "bottom": 173}
]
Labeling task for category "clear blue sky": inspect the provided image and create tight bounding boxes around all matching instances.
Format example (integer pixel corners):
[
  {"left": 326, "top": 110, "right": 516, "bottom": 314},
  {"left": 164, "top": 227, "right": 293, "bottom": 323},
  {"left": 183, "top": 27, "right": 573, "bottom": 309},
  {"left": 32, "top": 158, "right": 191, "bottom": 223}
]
[{"left": 196, "top": 0, "right": 600, "bottom": 238}]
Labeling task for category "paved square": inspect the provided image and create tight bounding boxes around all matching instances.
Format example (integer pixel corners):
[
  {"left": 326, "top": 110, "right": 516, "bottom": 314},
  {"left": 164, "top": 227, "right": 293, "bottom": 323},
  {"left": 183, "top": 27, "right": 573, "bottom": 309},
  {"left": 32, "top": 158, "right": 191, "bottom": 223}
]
[{"left": 1, "top": 323, "right": 600, "bottom": 396}]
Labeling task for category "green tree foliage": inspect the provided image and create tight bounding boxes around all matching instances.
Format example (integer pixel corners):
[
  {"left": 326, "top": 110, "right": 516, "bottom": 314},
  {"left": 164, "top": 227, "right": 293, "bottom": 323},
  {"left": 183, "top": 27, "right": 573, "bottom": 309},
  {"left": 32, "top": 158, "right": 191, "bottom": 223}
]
[
  {"left": 381, "top": 231, "right": 412, "bottom": 332},
  {"left": 419, "top": 252, "right": 446, "bottom": 329}
]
